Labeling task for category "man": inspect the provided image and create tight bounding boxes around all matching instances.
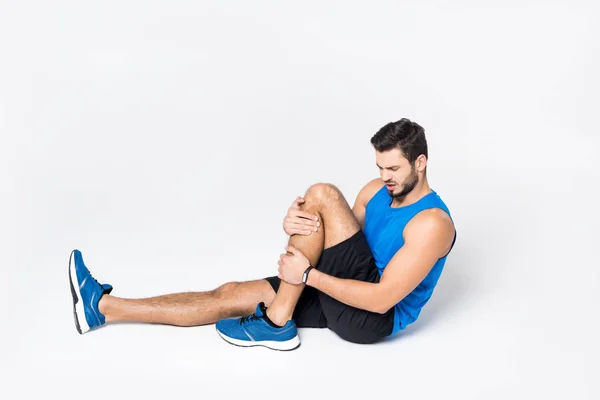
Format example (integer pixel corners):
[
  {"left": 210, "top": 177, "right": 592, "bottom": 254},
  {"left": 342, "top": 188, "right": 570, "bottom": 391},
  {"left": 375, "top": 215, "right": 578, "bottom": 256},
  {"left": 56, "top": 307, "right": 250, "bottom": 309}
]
[{"left": 69, "top": 118, "right": 456, "bottom": 351}]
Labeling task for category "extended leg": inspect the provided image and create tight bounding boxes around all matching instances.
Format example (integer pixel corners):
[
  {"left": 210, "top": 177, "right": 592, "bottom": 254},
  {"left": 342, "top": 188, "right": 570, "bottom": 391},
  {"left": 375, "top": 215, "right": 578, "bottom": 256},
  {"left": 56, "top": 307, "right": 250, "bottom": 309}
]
[
  {"left": 68, "top": 248, "right": 279, "bottom": 333},
  {"left": 98, "top": 280, "right": 276, "bottom": 326}
]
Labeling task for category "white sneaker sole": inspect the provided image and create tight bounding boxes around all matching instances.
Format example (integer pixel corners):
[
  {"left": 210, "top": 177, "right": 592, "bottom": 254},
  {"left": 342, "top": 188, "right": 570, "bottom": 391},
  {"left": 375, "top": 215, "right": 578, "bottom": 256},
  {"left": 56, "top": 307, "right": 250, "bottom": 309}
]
[
  {"left": 216, "top": 328, "right": 301, "bottom": 351},
  {"left": 69, "top": 250, "right": 90, "bottom": 334}
]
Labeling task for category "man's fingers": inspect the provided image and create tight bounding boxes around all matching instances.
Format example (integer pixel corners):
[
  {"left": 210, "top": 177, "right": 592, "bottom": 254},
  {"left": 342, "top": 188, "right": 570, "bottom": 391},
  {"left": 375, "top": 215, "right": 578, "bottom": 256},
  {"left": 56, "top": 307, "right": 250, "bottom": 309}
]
[
  {"left": 287, "top": 217, "right": 318, "bottom": 230},
  {"left": 288, "top": 228, "right": 312, "bottom": 236},
  {"left": 291, "top": 196, "right": 305, "bottom": 209},
  {"left": 289, "top": 222, "right": 317, "bottom": 234},
  {"left": 291, "top": 210, "right": 319, "bottom": 222},
  {"left": 293, "top": 230, "right": 311, "bottom": 236}
]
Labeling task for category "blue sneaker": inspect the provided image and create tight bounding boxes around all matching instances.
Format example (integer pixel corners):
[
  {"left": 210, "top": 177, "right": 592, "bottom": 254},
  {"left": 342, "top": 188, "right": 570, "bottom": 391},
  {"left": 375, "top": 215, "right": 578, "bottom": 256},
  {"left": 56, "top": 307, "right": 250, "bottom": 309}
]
[
  {"left": 68, "top": 249, "right": 113, "bottom": 334},
  {"left": 216, "top": 302, "right": 300, "bottom": 351}
]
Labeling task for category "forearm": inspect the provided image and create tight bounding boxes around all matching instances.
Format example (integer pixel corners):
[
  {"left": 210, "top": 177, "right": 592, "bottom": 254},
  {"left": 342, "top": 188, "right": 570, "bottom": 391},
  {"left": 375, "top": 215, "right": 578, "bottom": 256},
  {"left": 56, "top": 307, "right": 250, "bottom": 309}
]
[{"left": 307, "top": 269, "right": 389, "bottom": 314}]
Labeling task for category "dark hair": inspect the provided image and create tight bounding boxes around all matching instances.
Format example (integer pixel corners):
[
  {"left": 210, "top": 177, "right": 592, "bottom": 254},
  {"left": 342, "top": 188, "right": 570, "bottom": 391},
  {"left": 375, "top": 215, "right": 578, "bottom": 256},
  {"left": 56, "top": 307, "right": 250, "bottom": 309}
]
[{"left": 370, "top": 118, "right": 428, "bottom": 165}]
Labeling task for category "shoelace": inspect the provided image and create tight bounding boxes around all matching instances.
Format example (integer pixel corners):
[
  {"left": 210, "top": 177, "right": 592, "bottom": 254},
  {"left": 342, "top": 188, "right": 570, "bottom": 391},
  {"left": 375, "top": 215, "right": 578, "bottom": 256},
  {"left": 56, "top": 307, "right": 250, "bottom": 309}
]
[
  {"left": 239, "top": 314, "right": 261, "bottom": 325},
  {"left": 85, "top": 272, "right": 101, "bottom": 288},
  {"left": 87, "top": 272, "right": 106, "bottom": 292}
]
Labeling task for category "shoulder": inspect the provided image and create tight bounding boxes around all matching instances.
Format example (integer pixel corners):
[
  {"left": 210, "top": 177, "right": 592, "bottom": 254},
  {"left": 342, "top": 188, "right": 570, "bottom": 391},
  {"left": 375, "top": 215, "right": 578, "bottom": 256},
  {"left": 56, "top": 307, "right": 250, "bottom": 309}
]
[
  {"left": 356, "top": 178, "right": 385, "bottom": 207},
  {"left": 405, "top": 208, "right": 455, "bottom": 257}
]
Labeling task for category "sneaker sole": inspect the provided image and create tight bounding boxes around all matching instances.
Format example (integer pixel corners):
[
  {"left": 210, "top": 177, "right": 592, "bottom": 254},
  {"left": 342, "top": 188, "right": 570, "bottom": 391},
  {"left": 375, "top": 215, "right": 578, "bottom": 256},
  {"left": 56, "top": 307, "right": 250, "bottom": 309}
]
[
  {"left": 216, "top": 327, "right": 301, "bottom": 351},
  {"left": 69, "top": 250, "right": 90, "bottom": 334}
]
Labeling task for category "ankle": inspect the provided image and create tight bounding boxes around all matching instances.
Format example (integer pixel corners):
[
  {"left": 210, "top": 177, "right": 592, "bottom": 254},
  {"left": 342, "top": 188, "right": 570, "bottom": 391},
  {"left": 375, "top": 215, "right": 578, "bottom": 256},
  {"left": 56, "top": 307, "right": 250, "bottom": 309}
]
[
  {"left": 265, "top": 307, "right": 291, "bottom": 327},
  {"left": 98, "top": 294, "right": 111, "bottom": 318}
]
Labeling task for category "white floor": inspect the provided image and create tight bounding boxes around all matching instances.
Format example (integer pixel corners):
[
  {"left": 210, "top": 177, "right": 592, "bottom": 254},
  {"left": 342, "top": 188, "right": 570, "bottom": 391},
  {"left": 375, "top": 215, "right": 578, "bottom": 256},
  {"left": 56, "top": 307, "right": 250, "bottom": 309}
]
[{"left": 2, "top": 1, "right": 599, "bottom": 399}]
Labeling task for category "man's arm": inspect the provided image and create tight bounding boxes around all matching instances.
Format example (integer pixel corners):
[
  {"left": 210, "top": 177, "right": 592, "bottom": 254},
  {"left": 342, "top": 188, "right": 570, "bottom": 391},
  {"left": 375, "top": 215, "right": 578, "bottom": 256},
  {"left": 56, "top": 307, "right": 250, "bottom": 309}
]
[
  {"left": 307, "top": 208, "right": 455, "bottom": 314},
  {"left": 352, "top": 178, "right": 385, "bottom": 230}
]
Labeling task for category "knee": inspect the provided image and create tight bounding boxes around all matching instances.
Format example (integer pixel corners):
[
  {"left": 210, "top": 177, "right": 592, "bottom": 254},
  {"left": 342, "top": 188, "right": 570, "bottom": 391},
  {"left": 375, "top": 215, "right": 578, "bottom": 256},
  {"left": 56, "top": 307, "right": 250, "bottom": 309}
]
[
  {"left": 214, "top": 282, "right": 239, "bottom": 300},
  {"left": 305, "top": 183, "right": 342, "bottom": 204}
]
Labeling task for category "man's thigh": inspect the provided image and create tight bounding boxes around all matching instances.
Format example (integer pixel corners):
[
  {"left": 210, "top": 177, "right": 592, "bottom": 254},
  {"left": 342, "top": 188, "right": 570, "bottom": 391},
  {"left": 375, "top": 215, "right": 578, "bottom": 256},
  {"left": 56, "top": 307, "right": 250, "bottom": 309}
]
[{"left": 314, "top": 230, "right": 394, "bottom": 343}]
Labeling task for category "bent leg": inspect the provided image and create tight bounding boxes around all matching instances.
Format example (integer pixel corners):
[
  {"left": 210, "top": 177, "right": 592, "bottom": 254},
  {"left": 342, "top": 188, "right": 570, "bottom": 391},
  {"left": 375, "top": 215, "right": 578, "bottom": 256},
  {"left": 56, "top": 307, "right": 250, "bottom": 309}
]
[
  {"left": 264, "top": 183, "right": 362, "bottom": 325},
  {"left": 264, "top": 183, "right": 393, "bottom": 344}
]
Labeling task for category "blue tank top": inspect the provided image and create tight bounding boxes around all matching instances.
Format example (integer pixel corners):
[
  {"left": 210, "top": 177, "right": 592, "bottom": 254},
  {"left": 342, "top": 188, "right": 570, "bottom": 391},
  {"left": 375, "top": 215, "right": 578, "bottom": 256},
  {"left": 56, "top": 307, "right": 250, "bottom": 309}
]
[{"left": 363, "top": 185, "right": 456, "bottom": 334}]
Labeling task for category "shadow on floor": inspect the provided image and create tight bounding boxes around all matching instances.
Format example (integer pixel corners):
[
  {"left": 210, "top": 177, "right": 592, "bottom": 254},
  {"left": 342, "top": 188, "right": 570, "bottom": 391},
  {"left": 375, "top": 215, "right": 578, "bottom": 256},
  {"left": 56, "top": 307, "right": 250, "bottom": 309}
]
[{"left": 383, "top": 246, "right": 475, "bottom": 342}]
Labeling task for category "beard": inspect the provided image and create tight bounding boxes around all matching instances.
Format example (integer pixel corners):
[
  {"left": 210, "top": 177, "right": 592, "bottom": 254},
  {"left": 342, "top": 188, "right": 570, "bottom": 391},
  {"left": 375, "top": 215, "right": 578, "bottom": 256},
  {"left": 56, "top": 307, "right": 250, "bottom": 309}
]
[{"left": 388, "top": 166, "right": 419, "bottom": 202}]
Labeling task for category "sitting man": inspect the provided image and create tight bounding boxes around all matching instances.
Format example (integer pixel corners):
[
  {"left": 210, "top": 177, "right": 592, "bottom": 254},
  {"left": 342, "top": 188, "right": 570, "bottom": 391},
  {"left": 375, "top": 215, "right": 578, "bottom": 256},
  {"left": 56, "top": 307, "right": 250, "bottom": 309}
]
[{"left": 68, "top": 118, "right": 457, "bottom": 351}]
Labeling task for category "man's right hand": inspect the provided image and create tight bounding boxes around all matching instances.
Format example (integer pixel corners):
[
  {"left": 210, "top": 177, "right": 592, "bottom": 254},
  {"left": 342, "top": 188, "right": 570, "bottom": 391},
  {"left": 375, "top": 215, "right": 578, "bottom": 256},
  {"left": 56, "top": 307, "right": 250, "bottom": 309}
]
[{"left": 283, "top": 196, "right": 320, "bottom": 236}]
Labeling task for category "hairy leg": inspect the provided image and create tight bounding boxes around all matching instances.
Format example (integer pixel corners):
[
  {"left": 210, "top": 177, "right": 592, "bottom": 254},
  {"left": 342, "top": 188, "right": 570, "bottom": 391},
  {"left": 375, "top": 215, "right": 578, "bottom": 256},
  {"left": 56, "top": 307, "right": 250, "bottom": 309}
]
[
  {"left": 97, "top": 183, "right": 359, "bottom": 328},
  {"left": 98, "top": 280, "right": 276, "bottom": 326},
  {"left": 266, "top": 183, "right": 361, "bottom": 325}
]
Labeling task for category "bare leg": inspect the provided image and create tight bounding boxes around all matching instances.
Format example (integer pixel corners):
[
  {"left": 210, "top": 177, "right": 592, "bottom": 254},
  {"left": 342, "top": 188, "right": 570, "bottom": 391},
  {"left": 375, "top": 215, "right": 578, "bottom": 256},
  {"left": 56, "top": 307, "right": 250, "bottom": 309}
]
[
  {"left": 96, "top": 183, "right": 359, "bottom": 328},
  {"left": 266, "top": 183, "right": 361, "bottom": 326},
  {"left": 98, "top": 280, "right": 276, "bottom": 326}
]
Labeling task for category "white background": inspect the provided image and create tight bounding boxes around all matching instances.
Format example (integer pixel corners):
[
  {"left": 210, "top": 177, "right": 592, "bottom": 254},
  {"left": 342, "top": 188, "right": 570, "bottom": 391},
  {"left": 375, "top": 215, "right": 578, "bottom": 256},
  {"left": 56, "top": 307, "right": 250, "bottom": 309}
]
[{"left": 1, "top": 1, "right": 599, "bottom": 399}]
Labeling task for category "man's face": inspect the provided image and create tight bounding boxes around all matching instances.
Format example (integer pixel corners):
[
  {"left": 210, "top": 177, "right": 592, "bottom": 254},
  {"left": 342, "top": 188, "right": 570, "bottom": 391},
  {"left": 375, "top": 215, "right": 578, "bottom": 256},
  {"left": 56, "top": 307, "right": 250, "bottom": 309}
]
[{"left": 375, "top": 148, "right": 420, "bottom": 199}]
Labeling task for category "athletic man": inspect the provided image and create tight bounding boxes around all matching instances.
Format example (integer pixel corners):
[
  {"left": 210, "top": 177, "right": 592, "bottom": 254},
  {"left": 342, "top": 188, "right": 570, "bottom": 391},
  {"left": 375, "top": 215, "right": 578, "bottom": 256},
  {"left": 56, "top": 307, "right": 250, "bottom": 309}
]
[{"left": 68, "top": 118, "right": 456, "bottom": 350}]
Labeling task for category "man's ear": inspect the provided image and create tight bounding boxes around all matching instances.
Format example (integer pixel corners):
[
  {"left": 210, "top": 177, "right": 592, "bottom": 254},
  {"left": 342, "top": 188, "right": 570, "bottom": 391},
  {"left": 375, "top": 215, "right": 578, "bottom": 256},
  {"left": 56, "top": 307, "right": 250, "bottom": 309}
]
[{"left": 416, "top": 154, "right": 427, "bottom": 172}]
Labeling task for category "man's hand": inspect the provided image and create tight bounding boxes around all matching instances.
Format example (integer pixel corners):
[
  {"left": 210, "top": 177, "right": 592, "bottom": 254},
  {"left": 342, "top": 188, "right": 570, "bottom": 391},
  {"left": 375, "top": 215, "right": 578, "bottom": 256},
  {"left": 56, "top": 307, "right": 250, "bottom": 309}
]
[
  {"left": 282, "top": 196, "right": 320, "bottom": 236},
  {"left": 277, "top": 245, "right": 311, "bottom": 285}
]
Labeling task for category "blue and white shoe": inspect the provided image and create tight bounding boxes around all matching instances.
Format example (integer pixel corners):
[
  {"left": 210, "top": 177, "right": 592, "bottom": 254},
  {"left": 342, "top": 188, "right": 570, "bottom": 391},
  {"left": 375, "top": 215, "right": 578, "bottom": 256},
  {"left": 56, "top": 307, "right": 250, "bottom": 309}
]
[
  {"left": 216, "top": 302, "right": 300, "bottom": 351},
  {"left": 68, "top": 249, "right": 113, "bottom": 334}
]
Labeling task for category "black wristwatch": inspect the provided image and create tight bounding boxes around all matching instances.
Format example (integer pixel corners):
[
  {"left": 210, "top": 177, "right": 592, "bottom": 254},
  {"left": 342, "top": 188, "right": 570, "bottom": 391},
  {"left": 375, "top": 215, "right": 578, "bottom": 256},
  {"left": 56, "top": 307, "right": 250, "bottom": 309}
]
[{"left": 302, "top": 265, "right": 314, "bottom": 284}]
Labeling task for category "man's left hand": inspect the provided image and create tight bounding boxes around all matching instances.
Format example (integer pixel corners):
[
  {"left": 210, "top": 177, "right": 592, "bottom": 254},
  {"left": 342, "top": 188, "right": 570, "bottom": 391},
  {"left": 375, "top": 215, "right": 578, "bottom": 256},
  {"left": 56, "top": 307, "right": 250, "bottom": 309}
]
[{"left": 277, "top": 245, "right": 311, "bottom": 285}]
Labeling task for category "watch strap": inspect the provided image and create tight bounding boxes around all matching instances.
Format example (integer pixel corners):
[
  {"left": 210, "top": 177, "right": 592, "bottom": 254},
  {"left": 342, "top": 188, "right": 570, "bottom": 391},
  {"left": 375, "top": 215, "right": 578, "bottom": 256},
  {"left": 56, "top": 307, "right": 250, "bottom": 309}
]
[{"left": 302, "top": 265, "right": 314, "bottom": 284}]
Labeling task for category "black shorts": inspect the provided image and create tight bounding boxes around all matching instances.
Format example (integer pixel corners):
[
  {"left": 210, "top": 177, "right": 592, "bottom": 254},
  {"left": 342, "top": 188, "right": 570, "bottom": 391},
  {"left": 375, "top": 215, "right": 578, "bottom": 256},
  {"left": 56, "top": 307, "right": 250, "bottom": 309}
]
[{"left": 265, "top": 230, "right": 394, "bottom": 344}]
